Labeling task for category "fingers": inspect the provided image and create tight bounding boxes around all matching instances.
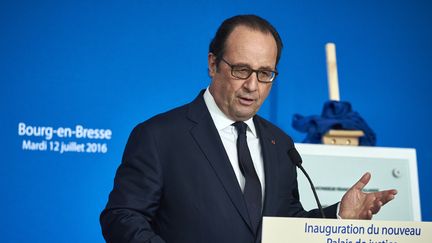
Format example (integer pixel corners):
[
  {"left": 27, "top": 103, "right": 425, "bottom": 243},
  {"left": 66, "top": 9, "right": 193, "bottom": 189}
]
[
  {"left": 352, "top": 172, "right": 371, "bottom": 191},
  {"left": 367, "top": 210, "right": 372, "bottom": 220},
  {"left": 360, "top": 209, "right": 373, "bottom": 220},
  {"left": 341, "top": 173, "right": 397, "bottom": 220},
  {"left": 370, "top": 200, "right": 383, "bottom": 214},
  {"left": 369, "top": 190, "right": 397, "bottom": 215},
  {"left": 375, "top": 189, "right": 398, "bottom": 205},
  {"left": 385, "top": 190, "right": 397, "bottom": 201}
]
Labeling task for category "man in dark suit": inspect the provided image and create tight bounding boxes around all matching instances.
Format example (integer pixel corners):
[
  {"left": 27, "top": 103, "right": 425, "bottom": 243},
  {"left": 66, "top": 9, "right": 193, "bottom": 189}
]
[{"left": 100, "top": 15, "right": 397, "bottom": 243}]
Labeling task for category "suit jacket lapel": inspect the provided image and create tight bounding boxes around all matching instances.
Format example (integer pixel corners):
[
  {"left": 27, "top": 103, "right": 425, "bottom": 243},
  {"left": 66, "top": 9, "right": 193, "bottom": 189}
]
[
  {"left": 187, "top": 91, "right": 254, "bottom": 233},
  {"left": 253, "top": 116, "right": 280, "bottom": 216}
]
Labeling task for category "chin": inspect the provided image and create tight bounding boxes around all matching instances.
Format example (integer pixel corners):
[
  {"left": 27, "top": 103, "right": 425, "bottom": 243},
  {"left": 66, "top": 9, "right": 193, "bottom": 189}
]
[{"left": 234, "top": 112, "right": 255, "bottom": 121}]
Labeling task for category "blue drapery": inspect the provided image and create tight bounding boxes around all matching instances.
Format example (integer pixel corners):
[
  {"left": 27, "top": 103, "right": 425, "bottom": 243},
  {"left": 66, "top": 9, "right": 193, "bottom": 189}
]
[{"left": 292, "top": 101, "right": 376, "bottom": 146}]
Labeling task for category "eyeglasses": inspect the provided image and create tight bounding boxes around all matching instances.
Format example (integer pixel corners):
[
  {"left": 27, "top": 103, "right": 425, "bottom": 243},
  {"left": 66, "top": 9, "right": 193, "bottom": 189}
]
[{"left": 220, "top": 57, "right": 278, "bottom": 83}]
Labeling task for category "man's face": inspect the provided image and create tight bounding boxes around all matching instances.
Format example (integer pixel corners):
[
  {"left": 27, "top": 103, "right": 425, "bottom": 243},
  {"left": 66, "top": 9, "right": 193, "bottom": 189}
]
[{"left": 208, "top": 25, "right": 277, "bottom": 121}]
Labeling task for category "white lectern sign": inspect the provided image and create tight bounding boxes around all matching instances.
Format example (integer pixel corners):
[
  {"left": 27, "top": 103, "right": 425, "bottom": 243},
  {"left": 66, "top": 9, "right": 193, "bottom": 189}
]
[{"left": 262, "top": 217, "right": 432, "bottom": 243}]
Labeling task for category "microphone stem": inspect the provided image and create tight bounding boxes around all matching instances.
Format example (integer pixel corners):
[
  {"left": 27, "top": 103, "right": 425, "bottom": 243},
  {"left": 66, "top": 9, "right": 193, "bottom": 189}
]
[{"left": 298, "top": 164, "right": 326, "bottom": 218}]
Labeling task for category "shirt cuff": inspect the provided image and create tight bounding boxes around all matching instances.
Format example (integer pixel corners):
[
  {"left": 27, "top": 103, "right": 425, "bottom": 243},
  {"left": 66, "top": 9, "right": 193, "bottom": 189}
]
[{"left": 336, "top": 202, "right": 342, "bottom": 219}]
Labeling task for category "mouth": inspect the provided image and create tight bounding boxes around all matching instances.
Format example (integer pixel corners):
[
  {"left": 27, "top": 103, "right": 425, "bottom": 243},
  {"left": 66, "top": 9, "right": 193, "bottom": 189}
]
[{"left": 238, "top": 96, "right": 256, "bottom": 106}]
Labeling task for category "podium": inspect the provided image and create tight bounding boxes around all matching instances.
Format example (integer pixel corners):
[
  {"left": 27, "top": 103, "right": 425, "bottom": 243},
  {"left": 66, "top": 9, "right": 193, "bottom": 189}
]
[{"left": 262, "top": 217, "right": 432, "bottom": 243}]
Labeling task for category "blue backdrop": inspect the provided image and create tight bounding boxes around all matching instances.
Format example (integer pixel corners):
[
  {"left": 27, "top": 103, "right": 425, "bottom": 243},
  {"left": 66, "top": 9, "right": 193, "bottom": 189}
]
[{"left": 1, "top": 1, "right": 431, "bottom": 242}]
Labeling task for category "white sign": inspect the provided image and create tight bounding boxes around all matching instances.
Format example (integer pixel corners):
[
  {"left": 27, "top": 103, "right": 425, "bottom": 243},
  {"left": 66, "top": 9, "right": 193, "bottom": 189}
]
[{"left": 262, "top": 217, "right": 432, "bottom": 243}]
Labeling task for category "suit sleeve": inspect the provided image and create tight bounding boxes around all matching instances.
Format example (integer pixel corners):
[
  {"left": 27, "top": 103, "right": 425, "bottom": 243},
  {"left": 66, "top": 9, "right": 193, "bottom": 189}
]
[{"left": 100, "top": 123, "right": 166, "bottom": 243}]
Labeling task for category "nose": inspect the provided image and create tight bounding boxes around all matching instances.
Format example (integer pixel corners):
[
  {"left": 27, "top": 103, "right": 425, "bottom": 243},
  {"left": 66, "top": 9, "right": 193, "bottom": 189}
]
[{"left": 243, "top": 71, "right": 259, "bottom": 92}]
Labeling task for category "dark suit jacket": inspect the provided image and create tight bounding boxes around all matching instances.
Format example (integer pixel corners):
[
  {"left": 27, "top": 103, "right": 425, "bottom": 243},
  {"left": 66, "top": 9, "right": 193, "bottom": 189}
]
[{"left": 100, "top": 90, "right": 337, "bottom": 243}]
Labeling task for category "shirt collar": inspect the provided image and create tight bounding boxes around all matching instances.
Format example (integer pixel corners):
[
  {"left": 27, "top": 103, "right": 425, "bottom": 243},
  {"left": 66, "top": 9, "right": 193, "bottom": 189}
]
[{"left": 203, "top": 87, "right": 257, "bottom": 137}]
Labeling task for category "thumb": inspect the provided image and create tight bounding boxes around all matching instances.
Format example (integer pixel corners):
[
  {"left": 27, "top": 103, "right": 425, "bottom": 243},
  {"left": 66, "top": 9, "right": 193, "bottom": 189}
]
[{"left": 352, "top": 172, "right": 371, "bottom": 191}]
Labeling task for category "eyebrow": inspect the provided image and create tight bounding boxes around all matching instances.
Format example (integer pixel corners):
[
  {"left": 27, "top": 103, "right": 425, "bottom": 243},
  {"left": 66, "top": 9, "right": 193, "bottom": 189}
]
[{"left": 231, "top": 62, "right": 275, "bottom": 71}]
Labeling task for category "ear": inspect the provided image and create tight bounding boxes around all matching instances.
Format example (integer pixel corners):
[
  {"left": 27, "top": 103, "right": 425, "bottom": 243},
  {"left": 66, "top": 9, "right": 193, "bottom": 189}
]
[{"left": 208, "top": 52, "right": 217, "bottom": 77}]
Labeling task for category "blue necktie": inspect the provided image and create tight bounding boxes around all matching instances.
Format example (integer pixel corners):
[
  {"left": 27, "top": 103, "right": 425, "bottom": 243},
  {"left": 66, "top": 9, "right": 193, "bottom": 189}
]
[{"left": 233, "top": 121, "right": 262, "bottom": 233}]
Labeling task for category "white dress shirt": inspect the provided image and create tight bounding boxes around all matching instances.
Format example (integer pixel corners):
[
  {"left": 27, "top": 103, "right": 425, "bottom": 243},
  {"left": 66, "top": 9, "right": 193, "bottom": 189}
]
[{"left": 203, "top": 88, "right": 265, "bottom": 199}]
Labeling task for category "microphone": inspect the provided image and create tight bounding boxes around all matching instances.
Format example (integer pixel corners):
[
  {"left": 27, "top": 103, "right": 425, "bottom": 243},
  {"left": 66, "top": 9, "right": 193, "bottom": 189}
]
[{"left": 288, "top": 148, "right": 326, "bottom": 218}]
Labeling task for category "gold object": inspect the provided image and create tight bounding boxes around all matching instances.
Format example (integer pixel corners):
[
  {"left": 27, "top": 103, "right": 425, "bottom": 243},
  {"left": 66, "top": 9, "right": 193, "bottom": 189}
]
[{"left": 322, "top": 129, "right": 365, "bottom": 146}]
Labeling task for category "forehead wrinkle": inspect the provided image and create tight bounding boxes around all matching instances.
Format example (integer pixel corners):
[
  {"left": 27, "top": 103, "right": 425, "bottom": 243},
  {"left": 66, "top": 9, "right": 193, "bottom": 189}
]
[{"left": 224, "top": 26, "right": 278, "bottom": 70}]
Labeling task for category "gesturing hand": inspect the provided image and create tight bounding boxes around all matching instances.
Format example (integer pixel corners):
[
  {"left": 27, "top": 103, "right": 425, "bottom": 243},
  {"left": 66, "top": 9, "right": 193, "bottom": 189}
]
[{"left": 339, "top": 172, "right": 397, "bottom": 219}]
